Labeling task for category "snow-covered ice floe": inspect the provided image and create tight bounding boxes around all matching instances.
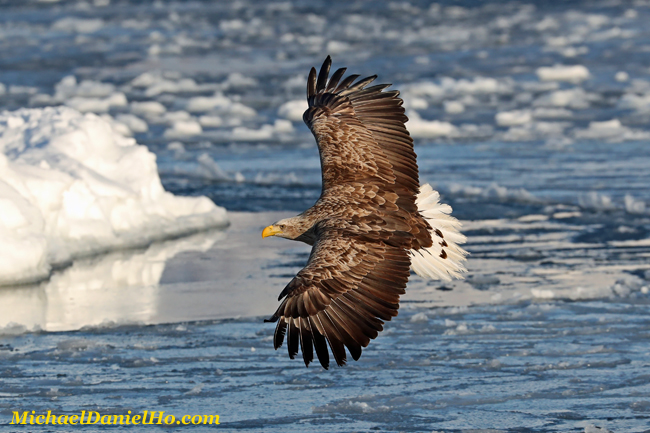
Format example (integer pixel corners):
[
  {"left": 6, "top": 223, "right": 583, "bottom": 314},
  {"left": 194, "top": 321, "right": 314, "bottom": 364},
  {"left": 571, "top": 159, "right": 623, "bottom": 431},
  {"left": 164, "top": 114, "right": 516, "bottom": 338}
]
[
  {"left": 0, "top": 107, "right": 228, "bottom": 286},
  {"left": 0, "top": 212, "right": 290, "bottom": 333}
]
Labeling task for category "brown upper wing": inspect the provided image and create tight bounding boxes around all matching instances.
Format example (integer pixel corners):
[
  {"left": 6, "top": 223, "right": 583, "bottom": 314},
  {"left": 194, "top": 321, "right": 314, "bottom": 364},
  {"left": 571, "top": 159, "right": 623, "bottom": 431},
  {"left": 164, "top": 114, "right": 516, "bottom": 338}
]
[
  {"left": 303, "top": 56, "right": 421, "bottom": 217},
  {"left": 266, "top": 223, "right": 412, "bottom": 368}
]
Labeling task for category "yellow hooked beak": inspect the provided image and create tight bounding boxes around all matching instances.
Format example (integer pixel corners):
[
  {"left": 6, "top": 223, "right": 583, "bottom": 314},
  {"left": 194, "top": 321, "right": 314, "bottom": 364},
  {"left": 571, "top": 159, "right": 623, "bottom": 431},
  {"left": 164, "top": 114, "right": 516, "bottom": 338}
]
[{"left": 262, "top": 225, "right": 282, "bottom": 238}]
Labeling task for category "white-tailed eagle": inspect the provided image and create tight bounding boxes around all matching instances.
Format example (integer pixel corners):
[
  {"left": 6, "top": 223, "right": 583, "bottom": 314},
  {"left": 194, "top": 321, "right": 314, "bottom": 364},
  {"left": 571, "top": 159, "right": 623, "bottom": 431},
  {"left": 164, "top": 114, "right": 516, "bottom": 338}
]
[{"left": 262, "top": 56, "right": 468, "bottom": 369}]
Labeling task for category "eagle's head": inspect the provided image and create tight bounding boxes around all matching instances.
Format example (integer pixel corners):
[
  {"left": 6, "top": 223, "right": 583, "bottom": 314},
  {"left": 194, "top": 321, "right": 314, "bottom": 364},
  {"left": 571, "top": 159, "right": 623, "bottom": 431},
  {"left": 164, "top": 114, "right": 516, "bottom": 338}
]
[{"left": 262, "top": 216, "right": 316, "bottom": 244}]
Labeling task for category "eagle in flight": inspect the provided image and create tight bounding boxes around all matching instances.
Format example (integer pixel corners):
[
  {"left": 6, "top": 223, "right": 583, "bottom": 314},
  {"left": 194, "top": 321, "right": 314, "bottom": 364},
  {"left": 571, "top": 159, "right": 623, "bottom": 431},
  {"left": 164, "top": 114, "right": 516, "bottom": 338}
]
[{"left": 262, "top": 56, "right": 467, "bottom": 369}]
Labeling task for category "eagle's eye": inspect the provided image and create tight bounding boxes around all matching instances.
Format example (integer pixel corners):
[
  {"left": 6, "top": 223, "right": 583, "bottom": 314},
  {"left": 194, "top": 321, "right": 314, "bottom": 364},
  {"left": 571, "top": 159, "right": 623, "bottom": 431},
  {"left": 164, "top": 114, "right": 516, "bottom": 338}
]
[{"left": 280, "top": 224, "right": 286, "bottom": 230}]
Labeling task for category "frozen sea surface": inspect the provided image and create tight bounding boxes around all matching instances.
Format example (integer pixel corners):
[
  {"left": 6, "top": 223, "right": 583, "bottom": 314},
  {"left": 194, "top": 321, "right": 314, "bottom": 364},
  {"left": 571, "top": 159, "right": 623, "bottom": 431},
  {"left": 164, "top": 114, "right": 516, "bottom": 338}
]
[
  {"left": 1, "top": 0, "right": 650, "bottom": 431},
  {"left": 1, "top": 211, "right": 649, "bottom": 432},
  {"left": 1, "top": 300, "right": 649, "bottom": 432}
]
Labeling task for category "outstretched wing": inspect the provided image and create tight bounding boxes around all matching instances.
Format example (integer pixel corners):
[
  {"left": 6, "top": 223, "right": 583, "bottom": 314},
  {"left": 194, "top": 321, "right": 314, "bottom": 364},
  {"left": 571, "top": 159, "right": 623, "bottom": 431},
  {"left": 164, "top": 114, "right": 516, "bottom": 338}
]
[
  {"left": 303, "top": 55, "right": 422, "bottom": 220},
  {"left": 266, "top": 225, "right": 412, "bottom": 369}
]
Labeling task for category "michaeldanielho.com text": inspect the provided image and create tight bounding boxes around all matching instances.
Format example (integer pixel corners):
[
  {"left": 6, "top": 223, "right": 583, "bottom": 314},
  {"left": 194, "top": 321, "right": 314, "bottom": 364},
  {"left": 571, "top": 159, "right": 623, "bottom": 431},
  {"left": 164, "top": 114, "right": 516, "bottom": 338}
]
[{"left": 11, "top": 410, "right": 220, "bottom": 426}]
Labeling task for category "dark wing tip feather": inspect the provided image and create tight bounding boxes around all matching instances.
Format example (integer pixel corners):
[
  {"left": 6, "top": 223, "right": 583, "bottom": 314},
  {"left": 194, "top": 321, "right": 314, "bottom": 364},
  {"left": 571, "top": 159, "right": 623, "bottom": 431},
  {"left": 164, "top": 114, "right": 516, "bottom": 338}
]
[
  {"left": 340, "top": 75, "right": 378, "bottom": 96},
  {"left": 307, "top": 67, "right": 317, "bottom": 99},
  {"left": 306, "top": 57, "right": 400, "bottom": 110},
  {"left": 326, "top": 67, "right": 347, "bottom": 92},
  {"left": 334, "top": 74, "right": 360, "bottom": 94},
  {"left": 317, "top": 56, "right": 332, "bottom": 93},
  {"left": 273, "top": 319, "right": 287, "bottom": 350},
  {"left": 288, "top": 319, "right": 300, "bottom": 359}
]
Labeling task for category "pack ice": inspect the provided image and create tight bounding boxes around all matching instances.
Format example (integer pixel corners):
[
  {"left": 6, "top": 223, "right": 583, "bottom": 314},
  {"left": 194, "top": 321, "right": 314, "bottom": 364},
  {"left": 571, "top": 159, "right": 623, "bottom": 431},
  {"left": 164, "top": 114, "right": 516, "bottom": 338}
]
[{"left": 0, "top": 107, "right": 228, "bottom": 286}]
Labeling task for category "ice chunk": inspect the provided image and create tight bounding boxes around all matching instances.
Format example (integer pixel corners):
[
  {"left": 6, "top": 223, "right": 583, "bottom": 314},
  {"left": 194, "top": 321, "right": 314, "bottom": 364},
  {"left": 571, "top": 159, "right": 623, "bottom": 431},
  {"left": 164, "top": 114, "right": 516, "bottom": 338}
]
[
  {"left": 55, "top": 76, "right": 115, "bottom": 99},
  {"left": 443, "top": 182, "right": 538, "bottom": 203},
  {"left": 618, "top": 93, "right": 650, "bottom": 112},
  {"left": 443, "top": 100, "right": 464, "bottom": 114},
  {"left": 532, "top": 107, "right": 573, "bottom": 119},
  {"left": 198, "top": 115, "right": 223, "bottom": 128},
  {"left": 573, "top": 119, "right": 650, "bottom": 142},
  {"left": 403, "top": 82, "right": 445, "bottom": 99},
  {"left": 65, "top": 93, "right": 128, "bottom": 113},
  {"left": 130, "top": 71, "right": 216, "bottom": 95},
  {"left": 131, "top": 101, "right": 167, "bottom": 116},
  {"left": 185, "top": 92, "right": 256, "bottom": 117},
  {"left": 578, "top": 191, "right": 614, "bottom": 211},
  {"left": 624, "top": 194, "right": 646, "bottom": 214},
  {"left": 405, "top": 97, "right": 428, "bottom": 110},
  {"left": 229, "top": 120, "right": 293, "bottom": 141},
  {"left": 406, "top": 110, "right": 457, "bottom": 138},
  {"left": 537, "top": 65, "right": 590, "bottom": 83},
  {"left": 51, "top": 17, "right": 104, "bottom": 34},
  {"left": 534, "top": 88, "right": 596, "bottom": 109},
  {"left": 615, "top": 71, "right": 629, "bottom": 82},
  {"left": 231, "top": 125, "right": 274, "bottom": 141},
  {"left": 495, "top": 110, "right": 532, "bottom": 126},
  {"left": 278, "top": 99, "right": 308, "bottom": 122},
  {"left": 326, "top": 40, "right": 351, "bottom": 54},
  {"left": 446, "top": 76, "right": 511, "bottom": 94},
  {"left": 410, "top": 312, "right": 429, "bottom": 323},
  {"left": 0, "top": 107, "right": 227, "bottom": 286},
  {"left": 584, "top": 424, "right": 612, "bottom": 433},
  {"left": 114, "top": 114, "right": 148, "bottom": 134},
  {"left": 221, "top": 73, "right": 258, "bottom": 90},
  {"left": 164, "top": 119, "right": 203, "bottom": 137}
]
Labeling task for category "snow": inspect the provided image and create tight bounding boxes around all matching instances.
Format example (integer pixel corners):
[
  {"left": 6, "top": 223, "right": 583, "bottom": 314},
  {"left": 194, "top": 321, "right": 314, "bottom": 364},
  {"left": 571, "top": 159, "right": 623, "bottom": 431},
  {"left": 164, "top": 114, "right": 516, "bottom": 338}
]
[
  {"left": 536, "top": 65, "right": 590, "bottom": 83},
  {"left": 0, "top": 106, "right": 227, "bottom": 286}
]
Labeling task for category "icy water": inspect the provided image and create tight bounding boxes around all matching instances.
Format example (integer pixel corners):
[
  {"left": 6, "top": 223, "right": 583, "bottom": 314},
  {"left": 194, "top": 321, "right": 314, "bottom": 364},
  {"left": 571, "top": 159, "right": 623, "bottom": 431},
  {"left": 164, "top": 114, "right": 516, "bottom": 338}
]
[
  {"left": 2, "top": 0, "right": 650, "bottom": 431},
  {"left": 2, "top": 300, "right": 650, "bottom": 433}
]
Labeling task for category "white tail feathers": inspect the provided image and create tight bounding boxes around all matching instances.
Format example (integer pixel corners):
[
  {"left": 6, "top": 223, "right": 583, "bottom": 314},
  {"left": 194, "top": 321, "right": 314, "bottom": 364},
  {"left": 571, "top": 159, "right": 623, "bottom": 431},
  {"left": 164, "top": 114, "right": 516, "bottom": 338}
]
[{"left": 409, "top": 184, "right": 468, "bottom": 281}]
